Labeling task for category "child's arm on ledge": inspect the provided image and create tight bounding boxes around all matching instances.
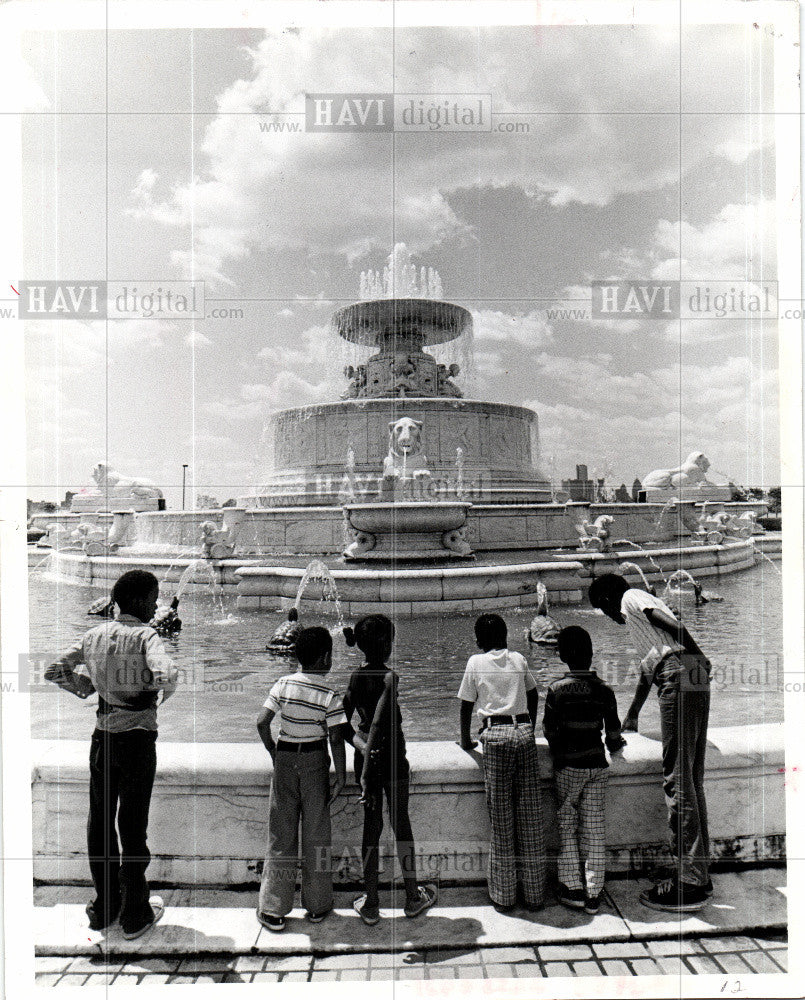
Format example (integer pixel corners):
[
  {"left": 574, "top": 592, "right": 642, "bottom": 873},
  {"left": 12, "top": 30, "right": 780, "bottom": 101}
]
[
  {"left": 623, "top": 672, "right": 652, "bottom": 731},
  {"left": 45, "top": 640, "right": 95, "bottom": 699},
  {"left": 459, "top": 699, "right": 477, "bottom": 751},
  {"left": 257, "top": 707, "right": 277, "bottom": 760},
  {"left": 526, "top": 687, "right": 539, "bottom": 730}
]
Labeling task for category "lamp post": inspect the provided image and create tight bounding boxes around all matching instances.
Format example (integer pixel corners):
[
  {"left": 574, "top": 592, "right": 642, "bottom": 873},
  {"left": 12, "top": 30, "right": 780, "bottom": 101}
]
[{"left": 182, "top": 464, "right": 189, "bottom": 510}]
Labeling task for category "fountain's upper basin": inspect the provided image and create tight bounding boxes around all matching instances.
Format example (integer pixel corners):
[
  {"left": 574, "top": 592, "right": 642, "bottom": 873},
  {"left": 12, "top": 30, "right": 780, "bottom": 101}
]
[
  {"left": 332, "top": 298, "right": 472, "bottom": 347},
  {"left": 345, "top": 500, "right": 471, "bottom": 534}
]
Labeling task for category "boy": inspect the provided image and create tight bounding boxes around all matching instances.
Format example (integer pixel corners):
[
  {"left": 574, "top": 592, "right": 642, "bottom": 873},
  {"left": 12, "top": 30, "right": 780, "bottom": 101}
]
[
  {"left": 45, "top": 569, "right": 177, "bottom": 938},
  {"left": 457, "top": 613, "right": 546, "bottom": 912},
  {"left": 256, "top": 626, "right": 347, "bottom": 931},
  {"left": 588, "top": 573, "right": 712, "bottom": 911},
  {"left": 543, "top": 626, "right": 625, "bottom": 914}
]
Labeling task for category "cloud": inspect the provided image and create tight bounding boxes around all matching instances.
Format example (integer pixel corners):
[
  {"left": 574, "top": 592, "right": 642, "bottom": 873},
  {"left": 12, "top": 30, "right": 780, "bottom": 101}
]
[
  {"left": 472, "top": 309, "right": 554, "bottom": 347},
  {"left": 185, "top": 329, "right": 213, "bottom": 347},
  {"left": 128, "top": 26, "right": 771, "bottom": 285}
]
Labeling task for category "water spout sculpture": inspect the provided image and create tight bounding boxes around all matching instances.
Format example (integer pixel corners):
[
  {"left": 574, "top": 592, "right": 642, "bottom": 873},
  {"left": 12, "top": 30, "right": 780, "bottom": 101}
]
[
  {"left": 525, "top": 582, "right": 560, "bottom": 644},
  {"left": 576, "top": 514, "right": 614, "bottom": 552}
]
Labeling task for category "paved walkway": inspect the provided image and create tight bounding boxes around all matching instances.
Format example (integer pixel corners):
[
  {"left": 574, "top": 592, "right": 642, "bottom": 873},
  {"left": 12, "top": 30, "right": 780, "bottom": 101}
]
[{"left": 34, "top": 868, "right": 788, "bottom": 985}]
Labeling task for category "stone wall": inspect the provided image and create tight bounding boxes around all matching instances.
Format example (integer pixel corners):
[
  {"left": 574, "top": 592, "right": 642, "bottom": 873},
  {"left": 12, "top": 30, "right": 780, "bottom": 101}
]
[{"left": 32, "top": 725, "right": 784, "bottom": 886}]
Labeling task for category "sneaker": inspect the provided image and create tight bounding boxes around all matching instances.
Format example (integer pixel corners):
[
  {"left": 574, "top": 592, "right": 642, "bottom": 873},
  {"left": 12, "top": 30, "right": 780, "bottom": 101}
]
[
  {"left": 353, "top": 895, "right": 380, "bottom": 926},
  {"left": 85, "top": 901, "right": 120, "bottom": 931},
  {"left": 256, "top": 910, "right": 286, "bottom": 932},
  {"left": 306, "top": 907, "right": 333, "bottom": 924},
  {"left": 704, "top": 877, "right": 714, "bottom": 897},
  {"left": 556, "top": 883, "right": 586, "bottom": 910},
  {"left": 584, "top": 894, "right": 601, "bottom": 915},
  {"left": 639, "top": 878, "right": 708, "bottom": 912},
  {"left": 121, "top": 896, "right": 165, "bottom": 940},
  {"left": 404, "top": 884, "right": 437, "bottom": 918}
]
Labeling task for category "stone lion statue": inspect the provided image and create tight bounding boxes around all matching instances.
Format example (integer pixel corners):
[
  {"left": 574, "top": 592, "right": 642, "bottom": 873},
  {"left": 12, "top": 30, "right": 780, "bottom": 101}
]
[
  {"left": 643, "top": 452, "right": 715, "bottom": 490},
  {"left": 382, "top": 417, "right": 430, "bottom": 482},
  {"left": 92, "top": 462, "right": 164, "bottom": 500}
]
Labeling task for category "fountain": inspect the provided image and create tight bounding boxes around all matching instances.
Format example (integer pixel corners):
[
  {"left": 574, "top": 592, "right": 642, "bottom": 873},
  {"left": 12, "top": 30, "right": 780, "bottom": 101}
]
[{"left": 30, "top": 245, "right": 779, "bottom": 614}]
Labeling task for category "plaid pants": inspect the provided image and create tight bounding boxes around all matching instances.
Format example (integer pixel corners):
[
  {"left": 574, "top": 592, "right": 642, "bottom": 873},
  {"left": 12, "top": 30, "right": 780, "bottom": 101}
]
[
  {"left": 554, "top": 766, "right": 608, "bottom": 896},
  {"left": 480, "top": 724, "right": 547, "bottom": 908}
]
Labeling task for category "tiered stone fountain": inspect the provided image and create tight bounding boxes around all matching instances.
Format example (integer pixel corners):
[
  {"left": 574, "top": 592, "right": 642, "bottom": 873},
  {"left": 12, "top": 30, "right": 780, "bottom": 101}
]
[{"left": 30, "top": 246, "right": 778, "bottom": 614}]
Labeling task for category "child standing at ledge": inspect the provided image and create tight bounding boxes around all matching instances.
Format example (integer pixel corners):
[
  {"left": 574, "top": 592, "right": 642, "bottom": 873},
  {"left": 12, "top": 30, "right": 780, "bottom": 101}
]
[
  {"left": 589, "top": 573, "right": 712, "bottom": 912},
  {"left": 543, "top": 626, "right": 625, "bottom": 914},
  {"left": 256, "top": 627, "right": 347, "bottom": 931},
  {"left": 45, "top": 569, "right": 177, "bottom": 939},
  {"left": 342, "top": 615, "right": 437, "bottom": 925},
  {"left": 457, "top": 613, "right": 547, "bottom": 912}
]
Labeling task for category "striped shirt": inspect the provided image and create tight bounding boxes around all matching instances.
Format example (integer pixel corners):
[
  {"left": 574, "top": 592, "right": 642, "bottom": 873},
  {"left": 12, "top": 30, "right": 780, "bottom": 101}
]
[
  {"left": 543, "top": 671, "right": 623, "bottom": 769},
  {"left": 264, "top": 671, "right": 347, "bottom": 743},
  {"left": 620, "top": 589, "right": 685, "bottom": 677}
]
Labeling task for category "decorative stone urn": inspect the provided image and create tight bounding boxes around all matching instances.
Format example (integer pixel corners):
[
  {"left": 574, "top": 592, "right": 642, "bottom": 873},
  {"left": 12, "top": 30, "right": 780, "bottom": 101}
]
[{"left": 342, "top": 501, "right": 474, "bottom": 561}]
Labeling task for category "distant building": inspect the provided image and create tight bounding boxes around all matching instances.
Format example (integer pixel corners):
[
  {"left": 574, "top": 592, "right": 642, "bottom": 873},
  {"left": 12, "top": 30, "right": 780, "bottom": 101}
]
[
  {"left": 615, "top": 483, "right": 631, "bottom": 503},
  {"left": 62, "top": 491, "right": 75, "bottom": 509},
  {"left": 561, "top": 464, "right": 604, "bottom": 502},
  {"left": 632, "top": 478, "right": 642, "bottom": 501}
]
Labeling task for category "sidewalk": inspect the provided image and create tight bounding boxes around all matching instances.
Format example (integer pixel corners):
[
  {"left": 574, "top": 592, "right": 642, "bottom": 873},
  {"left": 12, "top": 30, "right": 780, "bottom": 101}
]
[{"left": 34, "top": 868, "right": 787, "bottom": 985}]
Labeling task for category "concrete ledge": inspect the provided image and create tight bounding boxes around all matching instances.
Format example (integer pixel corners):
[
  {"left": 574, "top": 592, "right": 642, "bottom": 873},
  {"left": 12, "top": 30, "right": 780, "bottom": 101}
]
[{"left": 32, "top": 725, "right": 785, "bottom": 886}]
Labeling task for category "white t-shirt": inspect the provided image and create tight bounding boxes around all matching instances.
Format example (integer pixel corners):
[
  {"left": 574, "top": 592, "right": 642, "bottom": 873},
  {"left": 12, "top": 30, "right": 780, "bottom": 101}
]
[
  {"left": 620, "top": 589, "right": 685, "bottom": 676},
  {"left": 457, "top": 648, "right": 537, "bottom": 718}
]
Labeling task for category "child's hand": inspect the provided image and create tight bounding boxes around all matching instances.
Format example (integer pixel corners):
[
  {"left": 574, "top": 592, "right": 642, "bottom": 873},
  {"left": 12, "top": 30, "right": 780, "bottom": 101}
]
[
  {"left": 622, "top": 715, "right": 638, "bottom": 733},
  {"left": 458, "top": 738, "right": 478, "bottom": 752},
  {"left": 609, "top": 735, "right": 627, "bottom": 753},
  {"left": 358, "top": 776, "right": 378, "bottom": 808},
  {"left": 327, "top": 774, "right": 346, "bottom": 805}
]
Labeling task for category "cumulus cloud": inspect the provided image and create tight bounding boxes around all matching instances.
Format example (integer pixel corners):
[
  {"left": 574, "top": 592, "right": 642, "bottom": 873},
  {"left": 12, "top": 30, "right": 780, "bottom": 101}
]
[{"left": 128, "top": 26, "right": 772, "bottom": 286}]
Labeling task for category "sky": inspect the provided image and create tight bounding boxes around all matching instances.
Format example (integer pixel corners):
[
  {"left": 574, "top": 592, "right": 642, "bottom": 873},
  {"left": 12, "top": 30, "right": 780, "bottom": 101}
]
[{"left": 20, "top": 21, "right": 781, "bottom": 505}]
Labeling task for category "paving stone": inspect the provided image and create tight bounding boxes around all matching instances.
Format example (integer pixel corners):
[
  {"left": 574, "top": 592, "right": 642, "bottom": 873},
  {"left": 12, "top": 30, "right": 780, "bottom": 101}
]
[
  {"left": 478, "top": 946, "right": 537, "bottom": 964},
  {"left": 593, "top": 941, "right": 649, "bottom": 959},
  {"left": 513, "top": 963, "right": 545, "bottom": 977},
  {"left": 653, "top": 956, "right": 685, "bottom": 975},
  {"left": 371, "top": 951, "right": 424, "bottom": 967},
  {"left": 685, "top": 954, "right": 723, "bottom": 974},
  {"left": 543, "top": 961, "right": 573, "bottom": 976},
  {"left": 601, "top": 959, "right": 631, "bottom": 976},
  {"left": 35, "top": 957, "right": 72, "bottom": 973},
  {"left": 66, "top": 956, "right": 124, "bottom": 974},
  {"left": 484, "top": 963, "right": 514, "bottom": 978},
  {"left": 231, "top": 955, "right": 269, "bottom": 973},
  {"left": 629, "top": 959, "right": 662, "bottom": 976},
  {"left": 222, "top": 971, "right": 250, "bottom": 983},
  {"left": 397, "top": 967, "right": 426, "bottom": 979},
  {"left": 369, "top": 968, "right": 395, "bottom": 980},
  {"left": 310, "top": 969, "right": 340, "bottom": 980},
  {"left": 739, "top": 950, "right": 784, "bottom": 975},
  {"left": 264, "top": 954, "right": 314, "bottom": 972},
  {"left": 455, "top": 966, "right": 485, "bottom": 979},
  {"left": 570, "top": 961, "right": 604, "bottom": 976},
  {"left": 766, "top": 948, "right": 788, "bottom": 972},
  {"left": 251, "top": 972, "right": 281, "bottom": 982},
  {"left": 339, "top": 970, "right": 370, "bottom": 981},
  {"left": 539, "top": 944, "right": 593, "bottom": 961},
  {"left": 34, "top": 974, "right": 61, "bottom": 986},
  {"left": 424, "top": 949, "right": 477, "bottom": 966},
  {"left": 82, "top": 973, "right": 117, "bottom": 986},
  {"left": 166, "top": 976, "right": 204, "bottom": 984},
  {"left": 175, "top": 956, "right": 234, "bottom": 974},
  {"left": 116, "top": 958, "right": 181, "bottom": 975},
  {"left": 700, "top": 934, "right": 758, "bottom": 953},
  {"left": 711, "top": 953, "right": 753, "bottom": 974},
  {"left": 57, "top": 974, "right": 89, "bottom": 986},
  {"left": 646, "top": 938, "right": 703, "bottom": 956},
  {"left": 426, "top": 967, "right": 457, "bottom": 979},
  {"left": 110, "top": 975, "right": 141, "bottom": 985},
  {"left": 139, "top": 974, "right": 172, "bottom": 985},
  {"left": 281, "top": 972, "right": 311, "bottom": 982},
  {"left": 314, "top": 953, "right": 370, "bottom": 970}
]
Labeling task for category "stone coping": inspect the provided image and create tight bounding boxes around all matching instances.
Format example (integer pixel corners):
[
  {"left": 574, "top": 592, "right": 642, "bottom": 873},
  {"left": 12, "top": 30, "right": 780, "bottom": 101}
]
[
  {"left": 235, "top": 560, "right": 584, "bottom": 582},
  {"left": 32, "top": 724, "right": 782, "bottom": 789}
]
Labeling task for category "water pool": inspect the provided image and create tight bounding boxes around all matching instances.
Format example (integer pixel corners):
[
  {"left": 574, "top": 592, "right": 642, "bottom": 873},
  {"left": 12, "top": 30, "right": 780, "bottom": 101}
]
[{"left": 28, "top": 562, "right": 782, "bottom": 743}]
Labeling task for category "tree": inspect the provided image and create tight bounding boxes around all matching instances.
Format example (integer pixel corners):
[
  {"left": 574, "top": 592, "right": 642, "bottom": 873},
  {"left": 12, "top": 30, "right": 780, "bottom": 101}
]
[
  {"left": 615, "top": 483, "right": 631, "bottom": 503},
  {"left": 631, "top": 478, "right": 642, "bottom": 501},
  {"left": 766, "top": 487, "right": 781, "bottom": 513},
  {"left": 222, "top": 498, "right": 237, "bottom": 508}
]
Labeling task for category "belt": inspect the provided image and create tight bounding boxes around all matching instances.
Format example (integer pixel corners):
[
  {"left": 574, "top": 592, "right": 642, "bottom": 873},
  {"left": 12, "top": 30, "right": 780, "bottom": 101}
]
[
  {"left": 276, "top": 739, "right": 327, "bottom": 753},
  {"left": 484, "top": 713, "right": 531, "bottom": 728}
]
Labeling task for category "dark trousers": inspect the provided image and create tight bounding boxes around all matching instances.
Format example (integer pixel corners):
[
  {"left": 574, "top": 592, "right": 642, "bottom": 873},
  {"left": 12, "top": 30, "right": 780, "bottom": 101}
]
[
  {"left": 656, "top": 655, "right": 711, "bottom": 887},
  {"left": 357, "top": 753, "right": 418, "bottom": 908},
  {"left": 88, "top": 728, "right": 157, "bottom": 932}
]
